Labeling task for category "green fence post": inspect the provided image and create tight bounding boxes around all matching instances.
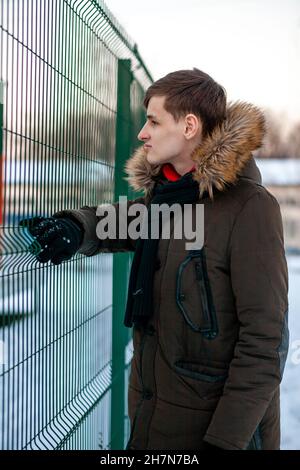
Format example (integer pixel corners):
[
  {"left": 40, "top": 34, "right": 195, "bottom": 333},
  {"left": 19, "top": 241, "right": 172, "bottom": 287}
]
[
  {"left": 0, "top": 80, "right": 3, "bottom": 228},
  {"left": 0, "top": 80, "right": 3, "bottom": 156},
  {"left": 110, "top": 59, "right": 133, "bottom": 450}
]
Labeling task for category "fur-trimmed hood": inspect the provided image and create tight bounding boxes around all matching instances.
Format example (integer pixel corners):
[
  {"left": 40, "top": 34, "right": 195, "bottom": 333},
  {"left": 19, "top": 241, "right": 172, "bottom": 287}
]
[{"left": 124, "top": 101, "right": 266, "bottom": 199}]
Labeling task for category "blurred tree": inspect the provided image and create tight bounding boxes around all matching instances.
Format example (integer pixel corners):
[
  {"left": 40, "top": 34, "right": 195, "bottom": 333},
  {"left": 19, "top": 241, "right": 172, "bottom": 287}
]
[
  {"left": 286, "top": 123, "right": 300, "bottom": 158},
  {"left": 254, "top": 111, "right": 300, "bottom": 159}
]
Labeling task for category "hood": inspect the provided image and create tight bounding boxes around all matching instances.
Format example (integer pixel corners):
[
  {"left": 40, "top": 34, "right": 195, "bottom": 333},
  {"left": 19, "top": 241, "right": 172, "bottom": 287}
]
[{"left": 124, "top": 101, "right": 265, "bottom": 200}]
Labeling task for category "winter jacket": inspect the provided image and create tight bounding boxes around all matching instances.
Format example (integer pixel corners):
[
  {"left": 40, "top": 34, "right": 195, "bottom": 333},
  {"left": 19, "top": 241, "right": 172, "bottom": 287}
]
[{"left": 53, "top": 102, "right": 289, "bottom": 450}]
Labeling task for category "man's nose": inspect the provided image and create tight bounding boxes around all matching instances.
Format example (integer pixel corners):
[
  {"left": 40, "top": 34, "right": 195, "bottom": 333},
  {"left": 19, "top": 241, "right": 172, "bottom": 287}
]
[{"left": 137, "top": 125, "right": 150, "bottom": 142}]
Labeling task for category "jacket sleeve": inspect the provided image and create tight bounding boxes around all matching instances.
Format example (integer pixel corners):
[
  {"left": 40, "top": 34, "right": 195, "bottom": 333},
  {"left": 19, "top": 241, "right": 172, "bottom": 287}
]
[
  {"left": 204, "top": 188, "right": 289, "bottom": 450},
  {"left": 52, "top": 196, "right": 146, "bottom": 257}
]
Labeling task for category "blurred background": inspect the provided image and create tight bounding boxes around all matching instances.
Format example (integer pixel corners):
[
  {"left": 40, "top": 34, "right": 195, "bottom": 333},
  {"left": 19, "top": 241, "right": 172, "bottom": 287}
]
[{"left": 0, "top": 0, "right": 299, "bottom": 450}]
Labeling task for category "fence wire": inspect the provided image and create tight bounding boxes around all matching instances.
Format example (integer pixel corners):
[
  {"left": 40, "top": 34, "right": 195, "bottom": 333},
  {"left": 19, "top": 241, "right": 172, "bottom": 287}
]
[{"left": 0, "top": 0, "right": 152, "bottom": 450}]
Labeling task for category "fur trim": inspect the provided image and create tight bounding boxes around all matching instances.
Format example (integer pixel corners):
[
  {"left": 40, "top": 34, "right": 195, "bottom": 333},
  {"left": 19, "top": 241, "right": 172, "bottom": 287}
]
[
  {"left": 123, "top": 101, "right": 266, "bottom": 199},
  {"left": 124, "top": 145, "right": 160, "bottom": 196}
]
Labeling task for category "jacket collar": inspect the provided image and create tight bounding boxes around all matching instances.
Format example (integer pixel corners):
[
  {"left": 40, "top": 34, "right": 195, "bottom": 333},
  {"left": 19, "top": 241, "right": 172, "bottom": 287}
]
[
  {"left": 124, "top": 101, "right": 265, "bottom": 199},
  {"left": 162, "top": 162, "right": 196, "bottom": 182}
]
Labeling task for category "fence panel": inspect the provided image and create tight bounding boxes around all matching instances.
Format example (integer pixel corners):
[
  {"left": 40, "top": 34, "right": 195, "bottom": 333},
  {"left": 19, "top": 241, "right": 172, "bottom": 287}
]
[{"left": 0, "top": 0, "right": 152, "bottom": 450}]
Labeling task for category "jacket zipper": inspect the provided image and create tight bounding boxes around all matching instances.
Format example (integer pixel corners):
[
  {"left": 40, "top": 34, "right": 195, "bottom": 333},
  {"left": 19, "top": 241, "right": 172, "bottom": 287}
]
[
  {"left": 195, "top": 249, "right": 218, "bottom": 339},
  {"left": 195, "top": 261, "right": 212, "bottom": 330}
]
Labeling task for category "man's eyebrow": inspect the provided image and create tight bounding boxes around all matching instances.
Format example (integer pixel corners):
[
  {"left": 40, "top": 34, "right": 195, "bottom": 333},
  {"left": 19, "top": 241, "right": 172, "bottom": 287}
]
[{"left": 146, "top": 114, "right": 159, "bottom": 119}]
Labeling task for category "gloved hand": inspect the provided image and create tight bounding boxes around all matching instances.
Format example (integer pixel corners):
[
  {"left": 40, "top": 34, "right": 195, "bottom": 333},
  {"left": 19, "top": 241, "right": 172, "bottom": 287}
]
[{"left": 19, "top": 216, "right": 84, "bottom": 265}]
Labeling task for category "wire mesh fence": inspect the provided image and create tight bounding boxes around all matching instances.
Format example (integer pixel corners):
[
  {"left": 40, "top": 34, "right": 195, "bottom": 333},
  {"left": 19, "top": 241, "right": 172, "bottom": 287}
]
[{"left": 0, "top": 0, "right": 152, "bottom": 450}]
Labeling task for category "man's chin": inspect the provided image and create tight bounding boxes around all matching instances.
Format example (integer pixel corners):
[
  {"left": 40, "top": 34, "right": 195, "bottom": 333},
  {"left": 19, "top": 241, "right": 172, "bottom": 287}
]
[{"left": 146, "top": 152, "right": 162, "bottom": 166}]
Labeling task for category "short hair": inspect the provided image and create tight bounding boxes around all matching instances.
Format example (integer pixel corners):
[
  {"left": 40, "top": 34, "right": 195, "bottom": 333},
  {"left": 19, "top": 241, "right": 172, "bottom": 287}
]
[{"left": 143, "top": 68, "right": 227, "bottom": 138}]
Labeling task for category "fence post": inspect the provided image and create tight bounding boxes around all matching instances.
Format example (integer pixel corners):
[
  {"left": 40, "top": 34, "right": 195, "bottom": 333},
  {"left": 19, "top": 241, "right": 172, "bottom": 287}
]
[
  {"left": 0, "top": 80, "right": 4, "bottom": 227},
  {"left": 110, "top": 59, "right": 133, "bottom": 450}
]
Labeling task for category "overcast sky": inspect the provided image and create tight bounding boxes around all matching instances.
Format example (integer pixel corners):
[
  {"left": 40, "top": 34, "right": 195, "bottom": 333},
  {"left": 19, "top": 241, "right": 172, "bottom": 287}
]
[{"left": 106, "top": 0, "right": 300, "bottom": 129}]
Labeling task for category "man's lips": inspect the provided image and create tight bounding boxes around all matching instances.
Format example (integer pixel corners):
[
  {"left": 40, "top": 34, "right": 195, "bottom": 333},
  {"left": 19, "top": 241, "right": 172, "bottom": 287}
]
[{"left": 144, "top": 144, "right": 152, "bottom": 150}]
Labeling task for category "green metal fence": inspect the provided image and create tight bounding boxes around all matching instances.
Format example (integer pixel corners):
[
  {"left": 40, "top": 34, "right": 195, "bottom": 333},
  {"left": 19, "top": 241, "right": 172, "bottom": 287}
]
[{"left": 0, "top": 0, "right": 152, "bottom": 450}]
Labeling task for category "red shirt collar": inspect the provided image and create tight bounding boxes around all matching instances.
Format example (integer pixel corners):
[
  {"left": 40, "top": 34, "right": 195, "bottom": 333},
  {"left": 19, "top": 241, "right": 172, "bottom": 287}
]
[{"left": 162, "top": 163, "right": 196, "bottom": 182}]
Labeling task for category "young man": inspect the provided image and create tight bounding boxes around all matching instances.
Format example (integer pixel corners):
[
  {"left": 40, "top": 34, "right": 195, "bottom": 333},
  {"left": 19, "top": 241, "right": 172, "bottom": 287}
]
[{"left": 20, "top": 68, "right": 289, "bottom": 450}]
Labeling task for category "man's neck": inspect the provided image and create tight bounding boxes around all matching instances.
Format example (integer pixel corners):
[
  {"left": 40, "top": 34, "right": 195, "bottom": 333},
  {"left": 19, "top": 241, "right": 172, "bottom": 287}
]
[{"left": 170, "top": 159, "right": 196, "bottom": 176}]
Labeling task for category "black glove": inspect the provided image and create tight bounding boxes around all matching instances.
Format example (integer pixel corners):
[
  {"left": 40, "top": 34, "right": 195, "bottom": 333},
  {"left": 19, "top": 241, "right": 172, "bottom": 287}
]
[{"left": 19, "top": 216, "right": 84, "bottom": 265}]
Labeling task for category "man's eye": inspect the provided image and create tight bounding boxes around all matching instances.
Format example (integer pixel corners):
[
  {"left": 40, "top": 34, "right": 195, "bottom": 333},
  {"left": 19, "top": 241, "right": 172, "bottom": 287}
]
[{"left": 151, "top": 121, "right": 158, "bottom": 125}]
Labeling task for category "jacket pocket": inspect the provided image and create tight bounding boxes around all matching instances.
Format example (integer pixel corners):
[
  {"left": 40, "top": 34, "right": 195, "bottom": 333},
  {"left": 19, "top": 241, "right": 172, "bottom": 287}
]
[
  {"left": 176, "top": 248, "right": 218, "bottom": 339},
  {"left": 173, "top": 360, "right": 228, "bottom": 400}
]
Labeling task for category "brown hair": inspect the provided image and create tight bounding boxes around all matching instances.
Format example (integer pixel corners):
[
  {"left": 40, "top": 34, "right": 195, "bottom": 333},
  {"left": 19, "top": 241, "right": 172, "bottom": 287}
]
[{"left": 143, "top": 68, "right": 227, "bottom": 138}]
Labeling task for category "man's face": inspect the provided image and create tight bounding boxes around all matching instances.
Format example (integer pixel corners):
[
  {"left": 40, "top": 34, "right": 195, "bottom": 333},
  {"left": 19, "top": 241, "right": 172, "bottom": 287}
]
[{"left": 137, "top": 96, "right": 196, "bottom": 167}]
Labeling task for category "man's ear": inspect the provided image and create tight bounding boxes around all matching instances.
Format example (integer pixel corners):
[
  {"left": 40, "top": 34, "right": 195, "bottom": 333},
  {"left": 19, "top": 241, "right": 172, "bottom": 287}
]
[{"left": 184, "top": 114, "right": 202, "bottom": 140}]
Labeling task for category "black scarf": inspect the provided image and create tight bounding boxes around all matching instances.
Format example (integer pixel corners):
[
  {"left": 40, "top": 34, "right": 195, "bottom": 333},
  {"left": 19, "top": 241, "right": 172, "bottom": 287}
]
[{"left": 124, "top": 171, "right": 200, "bottom": 328}]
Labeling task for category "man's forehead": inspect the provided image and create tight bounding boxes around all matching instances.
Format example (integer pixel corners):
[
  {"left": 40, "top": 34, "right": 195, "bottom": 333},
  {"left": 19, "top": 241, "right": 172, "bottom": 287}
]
[{"left": 146, "top": 96, "right": 167, "bottom": 118}]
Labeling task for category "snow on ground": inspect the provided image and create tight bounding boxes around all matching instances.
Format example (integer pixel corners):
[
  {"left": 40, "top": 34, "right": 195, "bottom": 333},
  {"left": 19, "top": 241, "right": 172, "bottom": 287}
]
[{"left": 281, "top": 255, "right": 300, "bottom": 450}]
